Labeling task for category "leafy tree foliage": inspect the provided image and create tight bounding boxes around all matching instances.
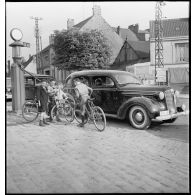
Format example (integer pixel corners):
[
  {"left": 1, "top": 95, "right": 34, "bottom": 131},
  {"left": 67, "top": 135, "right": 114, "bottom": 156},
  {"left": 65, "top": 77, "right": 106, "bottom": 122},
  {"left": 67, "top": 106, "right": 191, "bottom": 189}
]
[{"left": 52, "top": 29, "right": 112, "bottom": 70}]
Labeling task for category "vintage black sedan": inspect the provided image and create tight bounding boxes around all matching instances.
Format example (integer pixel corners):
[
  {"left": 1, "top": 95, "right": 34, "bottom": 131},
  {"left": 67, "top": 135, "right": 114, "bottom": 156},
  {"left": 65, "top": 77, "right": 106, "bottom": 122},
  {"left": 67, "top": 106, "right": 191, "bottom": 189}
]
[{"left": 64, "top": 70, "right": 187, "bottom": 129}]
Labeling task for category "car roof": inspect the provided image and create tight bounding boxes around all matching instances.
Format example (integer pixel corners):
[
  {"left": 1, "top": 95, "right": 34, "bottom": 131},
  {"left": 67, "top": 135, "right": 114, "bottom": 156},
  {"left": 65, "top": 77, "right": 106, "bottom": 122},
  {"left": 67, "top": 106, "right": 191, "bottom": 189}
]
[{"left": 69, "top": 70, "right": 134, "bottom": 77}]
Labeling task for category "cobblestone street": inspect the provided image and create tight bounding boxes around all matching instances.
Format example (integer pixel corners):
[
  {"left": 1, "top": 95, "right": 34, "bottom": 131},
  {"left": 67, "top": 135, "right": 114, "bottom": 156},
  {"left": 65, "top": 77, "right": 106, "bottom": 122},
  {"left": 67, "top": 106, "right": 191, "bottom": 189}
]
[{"left": 6, "top": 108, "right": 189, "bottom": 193}]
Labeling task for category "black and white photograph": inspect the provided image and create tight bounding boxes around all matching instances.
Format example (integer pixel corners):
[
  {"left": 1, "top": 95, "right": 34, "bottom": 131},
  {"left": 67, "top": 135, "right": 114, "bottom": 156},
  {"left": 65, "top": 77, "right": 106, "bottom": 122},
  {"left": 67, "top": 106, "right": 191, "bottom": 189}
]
[{"left": 5, "top": 1, "right": 190, "bottom": 193}]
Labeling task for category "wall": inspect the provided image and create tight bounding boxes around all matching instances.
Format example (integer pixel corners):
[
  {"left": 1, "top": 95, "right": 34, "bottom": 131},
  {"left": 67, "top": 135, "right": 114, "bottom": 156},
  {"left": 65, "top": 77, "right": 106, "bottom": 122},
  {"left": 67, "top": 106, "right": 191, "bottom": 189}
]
[
  {"left": 40, "top": 50, "right": 50, "bottom": 68},
  {"left": 114, "top": 42, "right": 138, "bottom": 64},
  {"left": 150, "top": 37, "right": 189, "bottom": 67}
]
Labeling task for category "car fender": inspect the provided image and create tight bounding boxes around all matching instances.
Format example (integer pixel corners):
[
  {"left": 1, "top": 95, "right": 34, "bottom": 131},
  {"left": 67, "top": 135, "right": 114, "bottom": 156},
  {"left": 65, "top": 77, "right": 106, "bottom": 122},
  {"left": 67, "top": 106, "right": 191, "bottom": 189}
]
[{"left": 117, "top": 96, "right": 160, "bottom": 119}]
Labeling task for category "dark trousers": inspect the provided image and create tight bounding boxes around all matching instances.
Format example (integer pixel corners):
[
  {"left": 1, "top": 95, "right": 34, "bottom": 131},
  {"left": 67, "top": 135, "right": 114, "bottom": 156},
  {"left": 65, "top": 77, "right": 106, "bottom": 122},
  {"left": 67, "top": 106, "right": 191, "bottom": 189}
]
[{"left": 48, "top": 98, "right": 55, "bottom": 117}]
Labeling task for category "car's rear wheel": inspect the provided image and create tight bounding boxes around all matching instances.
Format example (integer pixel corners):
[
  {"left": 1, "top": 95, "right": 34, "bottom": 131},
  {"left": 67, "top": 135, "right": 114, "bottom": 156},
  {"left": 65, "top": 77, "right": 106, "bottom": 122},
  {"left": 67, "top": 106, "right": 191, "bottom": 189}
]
[{"left": 129, "top": 105, "right": 151, "bottom": 130}]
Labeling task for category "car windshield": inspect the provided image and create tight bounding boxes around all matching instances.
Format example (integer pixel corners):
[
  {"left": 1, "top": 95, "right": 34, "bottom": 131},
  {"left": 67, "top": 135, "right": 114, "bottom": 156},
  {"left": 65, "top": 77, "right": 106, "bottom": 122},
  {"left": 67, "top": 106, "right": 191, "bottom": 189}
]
[{"left": 114, "top": 72, "right": 141, "bottom": 85}]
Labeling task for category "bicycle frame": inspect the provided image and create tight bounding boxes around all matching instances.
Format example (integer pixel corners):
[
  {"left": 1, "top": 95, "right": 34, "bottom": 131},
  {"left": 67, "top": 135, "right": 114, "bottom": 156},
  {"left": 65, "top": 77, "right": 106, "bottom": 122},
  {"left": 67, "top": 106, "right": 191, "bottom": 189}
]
[{"left": 85, "top": 99, "right": 95, "bottom": 121}]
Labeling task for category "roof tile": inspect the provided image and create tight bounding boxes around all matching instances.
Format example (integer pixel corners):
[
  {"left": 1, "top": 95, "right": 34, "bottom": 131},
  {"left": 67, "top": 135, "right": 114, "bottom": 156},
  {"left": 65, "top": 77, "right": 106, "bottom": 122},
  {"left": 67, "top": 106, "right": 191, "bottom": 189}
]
[
  {"left": 73, "top": 16, "right": 93, "bottom": 29},
  {"left": 150, "top": 18, "right": 189, "bottom": 38},
  {"left": 127, "top": 41, "right": 150, "bottom": 58},
  {"left": 112, "top": 27, "right": 139, "bottom": 41}
]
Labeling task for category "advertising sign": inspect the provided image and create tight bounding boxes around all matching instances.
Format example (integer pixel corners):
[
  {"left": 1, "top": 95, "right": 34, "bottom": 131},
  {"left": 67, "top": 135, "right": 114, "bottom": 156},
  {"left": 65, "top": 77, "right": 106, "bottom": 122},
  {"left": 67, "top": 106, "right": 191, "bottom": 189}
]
[{"left": 156, "top": 68, "right": 167, "bottom": 82}]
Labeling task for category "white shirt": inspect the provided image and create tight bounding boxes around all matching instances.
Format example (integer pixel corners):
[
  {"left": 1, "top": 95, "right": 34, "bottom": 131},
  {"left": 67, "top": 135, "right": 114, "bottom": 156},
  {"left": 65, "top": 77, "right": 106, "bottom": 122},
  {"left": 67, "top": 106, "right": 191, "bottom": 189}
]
[
  {"left": 75, "top": 83, "right": 91, "bottom": 96},
  {"left": 56, "top": 89, "right": 67, "bottom": 100}
]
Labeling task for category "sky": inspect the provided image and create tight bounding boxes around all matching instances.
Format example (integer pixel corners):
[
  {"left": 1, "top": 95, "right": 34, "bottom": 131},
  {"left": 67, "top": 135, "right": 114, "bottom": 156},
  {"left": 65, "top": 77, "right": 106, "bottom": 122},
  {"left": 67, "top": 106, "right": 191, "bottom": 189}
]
[{"left": 6, "top": 1, "right": 189, "bottom": 61}]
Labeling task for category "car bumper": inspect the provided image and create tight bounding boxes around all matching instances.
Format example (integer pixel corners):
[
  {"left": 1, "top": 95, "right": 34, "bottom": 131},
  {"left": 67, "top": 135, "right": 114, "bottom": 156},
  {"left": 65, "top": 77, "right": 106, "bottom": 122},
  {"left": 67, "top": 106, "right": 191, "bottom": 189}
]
[{"left": 155, "top": 109, "right": 189, "bottom": 121}]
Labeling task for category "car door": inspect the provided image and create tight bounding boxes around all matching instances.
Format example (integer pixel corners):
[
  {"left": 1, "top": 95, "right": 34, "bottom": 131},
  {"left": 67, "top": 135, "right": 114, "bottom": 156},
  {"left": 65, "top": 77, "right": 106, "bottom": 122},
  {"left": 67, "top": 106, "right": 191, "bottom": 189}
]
[{"left": 92, "top": 75, "right": 119, "bottom": 114}]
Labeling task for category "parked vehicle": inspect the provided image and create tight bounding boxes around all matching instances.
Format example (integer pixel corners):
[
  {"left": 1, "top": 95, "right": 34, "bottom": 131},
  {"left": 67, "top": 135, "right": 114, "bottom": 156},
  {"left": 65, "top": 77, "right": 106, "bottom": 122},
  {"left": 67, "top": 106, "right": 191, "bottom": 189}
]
[
  {"left": 24, "top": 73, "right": 54, "bottom": 100},
  {"left": 6, "top": 77, "right": 12, "bottom": 101},
  {"left": 64, "top": 70, "right": 187, "bottom": 130}
]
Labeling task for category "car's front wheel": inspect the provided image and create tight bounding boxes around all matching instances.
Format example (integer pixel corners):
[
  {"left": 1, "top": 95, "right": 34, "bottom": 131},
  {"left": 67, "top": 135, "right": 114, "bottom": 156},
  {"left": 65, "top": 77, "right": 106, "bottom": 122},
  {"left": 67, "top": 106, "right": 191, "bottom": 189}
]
[{"left": 129, "top": 105, "right": 151, "bottom": 130}]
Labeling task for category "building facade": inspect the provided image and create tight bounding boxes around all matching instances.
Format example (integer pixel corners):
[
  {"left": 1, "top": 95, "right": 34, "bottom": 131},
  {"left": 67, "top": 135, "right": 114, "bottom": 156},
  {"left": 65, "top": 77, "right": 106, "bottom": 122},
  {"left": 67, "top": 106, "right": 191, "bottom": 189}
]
[{"left": 150, "top": 18, "right": 189, "bottom": 91}]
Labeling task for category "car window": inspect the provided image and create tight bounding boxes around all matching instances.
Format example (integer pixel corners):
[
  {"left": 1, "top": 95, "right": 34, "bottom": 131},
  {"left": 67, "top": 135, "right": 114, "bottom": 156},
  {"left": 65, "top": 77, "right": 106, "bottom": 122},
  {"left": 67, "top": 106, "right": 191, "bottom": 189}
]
[
  {"left": 73, "top": 76, "right": 90, "bottom": 86},
  {"left": 25, "top": 78, "right": 35, "bottom": 85},
  {"left": 35, "top": 79, "right": 42, "bottom": 85},
  {"left": 104, "top": 77, "right": 114, "bottom": 87},
  {"left": 92, "top": 76, "right": 115, "bottom": 88},
  {"left": 65, "top": 77, "right": 72, "bottom": 87},
  {"left": 114, "top": 72, "right": 141, "bottom": 85}
]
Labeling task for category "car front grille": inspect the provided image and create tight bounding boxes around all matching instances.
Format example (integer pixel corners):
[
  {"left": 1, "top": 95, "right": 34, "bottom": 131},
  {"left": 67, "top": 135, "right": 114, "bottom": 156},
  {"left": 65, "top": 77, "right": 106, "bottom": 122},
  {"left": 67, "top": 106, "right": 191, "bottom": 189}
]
[{"left": 165, "top": 90, "right": 176, "bottom": 113}]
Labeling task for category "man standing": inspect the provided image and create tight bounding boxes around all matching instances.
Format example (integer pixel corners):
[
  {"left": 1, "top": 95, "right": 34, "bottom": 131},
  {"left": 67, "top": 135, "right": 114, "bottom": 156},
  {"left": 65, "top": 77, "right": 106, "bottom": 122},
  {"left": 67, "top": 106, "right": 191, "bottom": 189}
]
[
  {"left": 74, "top": 78, "right": 93, "bottom": 127},
  {"left": 36, "top": 80, "right": 50, "bottom": 126}
]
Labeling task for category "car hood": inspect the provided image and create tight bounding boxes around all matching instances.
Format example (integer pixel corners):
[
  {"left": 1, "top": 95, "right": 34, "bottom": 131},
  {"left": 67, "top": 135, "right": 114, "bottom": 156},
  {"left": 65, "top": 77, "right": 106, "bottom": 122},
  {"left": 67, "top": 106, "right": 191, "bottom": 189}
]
[{"left": 119, "top": 84, "right": 171, "bottom": 95}]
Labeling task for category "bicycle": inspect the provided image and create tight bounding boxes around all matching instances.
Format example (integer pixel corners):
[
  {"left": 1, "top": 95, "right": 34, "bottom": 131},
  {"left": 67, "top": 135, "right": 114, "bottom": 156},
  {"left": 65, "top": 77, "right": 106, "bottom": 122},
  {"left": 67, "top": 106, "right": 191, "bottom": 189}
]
[
  {"left": 22, "top": 97, "right": 39, "bottom": 122},
  {"left": 74, "top": 96, "right": 106, "bottom": 131},
  {"left": 50, "top": 96, "right": 75, "bottom": 123}
]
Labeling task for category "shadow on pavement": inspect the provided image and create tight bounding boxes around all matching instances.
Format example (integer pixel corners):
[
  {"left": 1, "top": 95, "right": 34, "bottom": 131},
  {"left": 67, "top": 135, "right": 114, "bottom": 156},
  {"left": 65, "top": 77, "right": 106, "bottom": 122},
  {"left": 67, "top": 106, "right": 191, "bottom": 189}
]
[
  {"left": 148, "top": 122, "right": 189, "bottom": 143},
  {"left": 106, "top": 117, "right": 189, "bottom": 143},
  {"left": 6, "top": 111, "right": 38, "bottom": 127},
  {"left": 6, "top": 110, "right": 189, "bottom": 143}
]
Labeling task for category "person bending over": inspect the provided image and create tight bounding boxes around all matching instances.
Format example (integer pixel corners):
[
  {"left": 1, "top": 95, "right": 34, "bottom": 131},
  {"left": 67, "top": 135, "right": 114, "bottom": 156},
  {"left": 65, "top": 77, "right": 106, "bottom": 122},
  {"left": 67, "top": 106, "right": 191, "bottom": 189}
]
[{"left": 74, "top": 78, "right": 93, "bottom": 127}]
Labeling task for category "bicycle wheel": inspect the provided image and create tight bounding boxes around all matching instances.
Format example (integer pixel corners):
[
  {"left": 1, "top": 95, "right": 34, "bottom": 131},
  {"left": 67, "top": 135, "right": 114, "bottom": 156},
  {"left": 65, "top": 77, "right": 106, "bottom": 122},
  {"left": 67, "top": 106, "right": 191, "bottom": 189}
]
[
  {"left": 65, "top": 93, "right": 76, "bottom": 109},
  {"left": 51, "top": 101, "right": 74, "bottom": 123},
  {"left": 22, "top": 100, "right": 39, "bottom": 122},
  {"left": 50, "top": 104, "right": 57, "bottom": 120},
  {"left": 63, "top": 100, "right": 74, "bottom": 123},
  {"left": 74, "top": 109, "right": 88, "bottom": 124},
  {"left": 92, "top": 106, "right": 106, "bottom": 131}
]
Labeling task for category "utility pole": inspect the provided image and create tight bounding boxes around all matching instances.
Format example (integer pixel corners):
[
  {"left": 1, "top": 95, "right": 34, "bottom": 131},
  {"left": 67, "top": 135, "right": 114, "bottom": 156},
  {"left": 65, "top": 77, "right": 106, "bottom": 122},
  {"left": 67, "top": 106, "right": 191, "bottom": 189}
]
[
  {"left": 154, "top": 1, "right": 165, "bottom": 84},
  {"left": 30, "top": 16, "right": 43, "bottom": 73}
]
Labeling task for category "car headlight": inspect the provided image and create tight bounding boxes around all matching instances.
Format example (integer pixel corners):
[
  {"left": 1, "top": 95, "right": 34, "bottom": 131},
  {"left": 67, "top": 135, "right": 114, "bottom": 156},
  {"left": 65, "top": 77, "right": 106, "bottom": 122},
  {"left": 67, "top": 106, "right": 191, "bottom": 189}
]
[{"left": 159, "top": 91, "right": 165, "bottom": 100}]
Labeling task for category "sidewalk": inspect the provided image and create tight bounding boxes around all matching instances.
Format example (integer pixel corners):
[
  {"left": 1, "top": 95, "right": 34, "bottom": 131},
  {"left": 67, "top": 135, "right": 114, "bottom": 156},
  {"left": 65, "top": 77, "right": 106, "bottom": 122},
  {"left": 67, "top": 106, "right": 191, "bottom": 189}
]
[{"left": 178, "top": 94, "right": 189, "bottom": 99}]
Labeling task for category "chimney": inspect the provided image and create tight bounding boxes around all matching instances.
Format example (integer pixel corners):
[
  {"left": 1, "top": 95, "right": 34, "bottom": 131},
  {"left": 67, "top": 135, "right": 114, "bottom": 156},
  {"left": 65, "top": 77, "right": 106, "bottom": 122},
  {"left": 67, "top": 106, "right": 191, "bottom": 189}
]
[
  {"left": 49, "top": 34, "right": 55, "bottom": 45},
  {"left": 128, "top": 24, "right": 139, "bottom": 34},
  {"left": 67, "top": 18, "right": 74, "bottom": 30},
  {"left": 116, "top": 26, "right": 120, "bottom": 35},
  {"left": 93, "top": 5, "right": 101, "bottom": 16}
]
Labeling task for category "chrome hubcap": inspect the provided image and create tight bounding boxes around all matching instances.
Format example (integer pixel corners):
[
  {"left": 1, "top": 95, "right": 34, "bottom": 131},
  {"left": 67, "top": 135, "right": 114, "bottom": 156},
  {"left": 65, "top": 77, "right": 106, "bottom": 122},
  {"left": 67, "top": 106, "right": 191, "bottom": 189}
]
[{"left": 135, "top": 112, "right": 143, "bottom": 122}]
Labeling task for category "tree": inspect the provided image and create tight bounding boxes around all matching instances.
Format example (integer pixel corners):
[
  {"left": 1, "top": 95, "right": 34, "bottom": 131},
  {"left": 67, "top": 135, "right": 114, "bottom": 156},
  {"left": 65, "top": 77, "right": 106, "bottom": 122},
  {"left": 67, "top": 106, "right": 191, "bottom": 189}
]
[{"left": 52, "top": 29, "right": 112, "bottom": 70}]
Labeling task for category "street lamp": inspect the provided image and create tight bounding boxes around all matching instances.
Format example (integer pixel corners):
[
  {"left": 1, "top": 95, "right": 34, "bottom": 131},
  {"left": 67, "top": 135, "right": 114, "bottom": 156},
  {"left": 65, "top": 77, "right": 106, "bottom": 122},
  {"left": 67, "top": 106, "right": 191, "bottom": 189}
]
[{"left": 9, "top": 28, "right": 24, "bottom": 62}]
